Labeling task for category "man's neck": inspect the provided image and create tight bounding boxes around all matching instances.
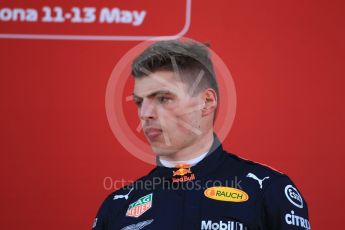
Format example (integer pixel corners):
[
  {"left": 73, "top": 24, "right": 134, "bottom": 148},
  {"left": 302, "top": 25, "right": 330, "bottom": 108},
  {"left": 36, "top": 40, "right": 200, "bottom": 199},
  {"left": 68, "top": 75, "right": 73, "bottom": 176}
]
[
  {"left": 159, "top": 151, "right": 209, "bottom": 168},
  {"left": 159, "top": 130, "right": 214, "bottom": 162}
]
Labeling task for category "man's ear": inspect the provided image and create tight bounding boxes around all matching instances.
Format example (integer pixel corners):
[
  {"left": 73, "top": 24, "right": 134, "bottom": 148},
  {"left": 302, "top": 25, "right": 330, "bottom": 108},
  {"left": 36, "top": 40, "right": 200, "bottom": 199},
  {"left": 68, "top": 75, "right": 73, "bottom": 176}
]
[{"left": 201, "top": 88, "right": 217, "bottom": 117}]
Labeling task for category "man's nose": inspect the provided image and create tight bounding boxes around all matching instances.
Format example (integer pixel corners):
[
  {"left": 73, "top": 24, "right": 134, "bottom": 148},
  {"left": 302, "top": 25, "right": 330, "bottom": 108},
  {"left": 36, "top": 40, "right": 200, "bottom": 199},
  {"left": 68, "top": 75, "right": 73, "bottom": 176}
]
[{"left": 139, "top": 99, "right": 156, "bottom": 121}]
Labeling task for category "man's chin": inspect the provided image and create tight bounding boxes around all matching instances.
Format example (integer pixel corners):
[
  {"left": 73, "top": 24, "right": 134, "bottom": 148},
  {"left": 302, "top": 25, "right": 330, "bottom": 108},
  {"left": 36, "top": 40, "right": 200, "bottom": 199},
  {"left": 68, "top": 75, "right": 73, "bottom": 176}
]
[{"left": 150, "top": 145, "right": 177, "bottom": 157}]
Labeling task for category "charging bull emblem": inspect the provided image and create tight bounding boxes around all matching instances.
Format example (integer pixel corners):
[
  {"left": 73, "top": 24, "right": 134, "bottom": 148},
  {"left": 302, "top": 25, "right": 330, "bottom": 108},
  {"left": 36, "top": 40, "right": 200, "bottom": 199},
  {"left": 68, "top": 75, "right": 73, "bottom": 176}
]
[
  {"left": 173, "top": 163, "right": 192, "bottom": 176},
  {"left": 172, "top": 163, "right": 196, "bottom": 182}
]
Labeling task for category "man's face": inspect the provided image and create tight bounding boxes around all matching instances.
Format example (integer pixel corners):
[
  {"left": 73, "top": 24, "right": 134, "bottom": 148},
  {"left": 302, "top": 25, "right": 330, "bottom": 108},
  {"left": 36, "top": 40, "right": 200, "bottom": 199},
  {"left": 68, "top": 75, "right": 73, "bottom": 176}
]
[{"left": 133, "top": 70, "right": 205, "bottom": 156}]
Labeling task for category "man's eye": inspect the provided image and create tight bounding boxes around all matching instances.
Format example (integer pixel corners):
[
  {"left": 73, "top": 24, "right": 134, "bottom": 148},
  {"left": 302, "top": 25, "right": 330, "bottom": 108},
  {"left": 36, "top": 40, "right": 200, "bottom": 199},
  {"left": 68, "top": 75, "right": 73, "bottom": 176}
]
[
  {"left": 134, "top": 100, "right": 142, "bottom": 107},
  {"left": 158, "top": 96, "right": 172, "bottom": 103}
]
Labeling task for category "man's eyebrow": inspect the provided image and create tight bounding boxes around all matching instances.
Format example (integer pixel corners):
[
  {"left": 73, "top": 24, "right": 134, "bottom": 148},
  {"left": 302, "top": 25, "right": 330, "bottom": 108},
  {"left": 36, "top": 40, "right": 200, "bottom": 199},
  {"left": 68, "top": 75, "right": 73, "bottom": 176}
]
[{"left": 133, "top": 90, "right": 175, "bottom": 99}]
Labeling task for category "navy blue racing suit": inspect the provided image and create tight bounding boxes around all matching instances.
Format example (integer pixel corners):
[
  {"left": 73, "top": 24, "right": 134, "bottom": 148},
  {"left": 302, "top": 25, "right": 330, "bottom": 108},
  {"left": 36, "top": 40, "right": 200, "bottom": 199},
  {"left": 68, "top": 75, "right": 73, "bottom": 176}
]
[{"left": 93, "top": 136, "right": 310, "bottom": 230}]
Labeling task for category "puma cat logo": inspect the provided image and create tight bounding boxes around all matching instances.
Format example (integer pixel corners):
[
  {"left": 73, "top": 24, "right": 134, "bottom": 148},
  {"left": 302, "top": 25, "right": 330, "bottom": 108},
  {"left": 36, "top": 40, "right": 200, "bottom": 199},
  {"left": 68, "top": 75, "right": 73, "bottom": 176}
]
[
  {"left": 114, "top": 188, "right": 134, "bottom": 200},
  {"left": 246, "top": 173, "right": 270, "bottom": 189}
]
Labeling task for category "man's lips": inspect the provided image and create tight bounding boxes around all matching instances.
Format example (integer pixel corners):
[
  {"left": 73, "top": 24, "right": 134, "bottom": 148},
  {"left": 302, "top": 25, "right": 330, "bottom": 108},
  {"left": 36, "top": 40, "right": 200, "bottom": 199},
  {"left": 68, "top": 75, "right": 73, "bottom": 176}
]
[{"left": 144, "top": 128, "right": 162, "bottom": 139}]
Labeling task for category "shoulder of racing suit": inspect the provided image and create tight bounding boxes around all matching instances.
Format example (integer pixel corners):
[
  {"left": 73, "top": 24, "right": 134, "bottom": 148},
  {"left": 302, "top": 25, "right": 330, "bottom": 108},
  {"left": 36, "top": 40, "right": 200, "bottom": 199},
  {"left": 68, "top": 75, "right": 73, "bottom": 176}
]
[{"left": 92, "top": 150, "right": 310, "bottom": 230}]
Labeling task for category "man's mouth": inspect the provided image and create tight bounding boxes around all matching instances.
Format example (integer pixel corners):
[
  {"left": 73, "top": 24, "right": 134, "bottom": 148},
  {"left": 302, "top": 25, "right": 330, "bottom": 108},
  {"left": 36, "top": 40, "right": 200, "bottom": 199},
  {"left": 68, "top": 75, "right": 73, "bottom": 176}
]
[{"left": 144, "top": 128, "right": 162, "bottom": 140}]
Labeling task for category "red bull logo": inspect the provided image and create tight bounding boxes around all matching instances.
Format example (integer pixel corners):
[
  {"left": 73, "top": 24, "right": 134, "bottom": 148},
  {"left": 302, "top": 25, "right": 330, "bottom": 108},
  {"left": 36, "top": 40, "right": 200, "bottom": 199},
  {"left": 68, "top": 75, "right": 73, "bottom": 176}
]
[{"left": 172, "top": 163, "right": 196, "bottom": 182}]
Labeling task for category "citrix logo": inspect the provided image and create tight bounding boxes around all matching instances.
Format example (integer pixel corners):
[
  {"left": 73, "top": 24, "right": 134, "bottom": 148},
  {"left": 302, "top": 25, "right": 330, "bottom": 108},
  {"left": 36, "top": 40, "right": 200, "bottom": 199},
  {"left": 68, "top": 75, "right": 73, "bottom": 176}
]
[
  {"left": 285, "top": 210, "right": 311, "bottom": 230},
  {"left": 201, "top": 220, "right": 247, "bottom": 230}
]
